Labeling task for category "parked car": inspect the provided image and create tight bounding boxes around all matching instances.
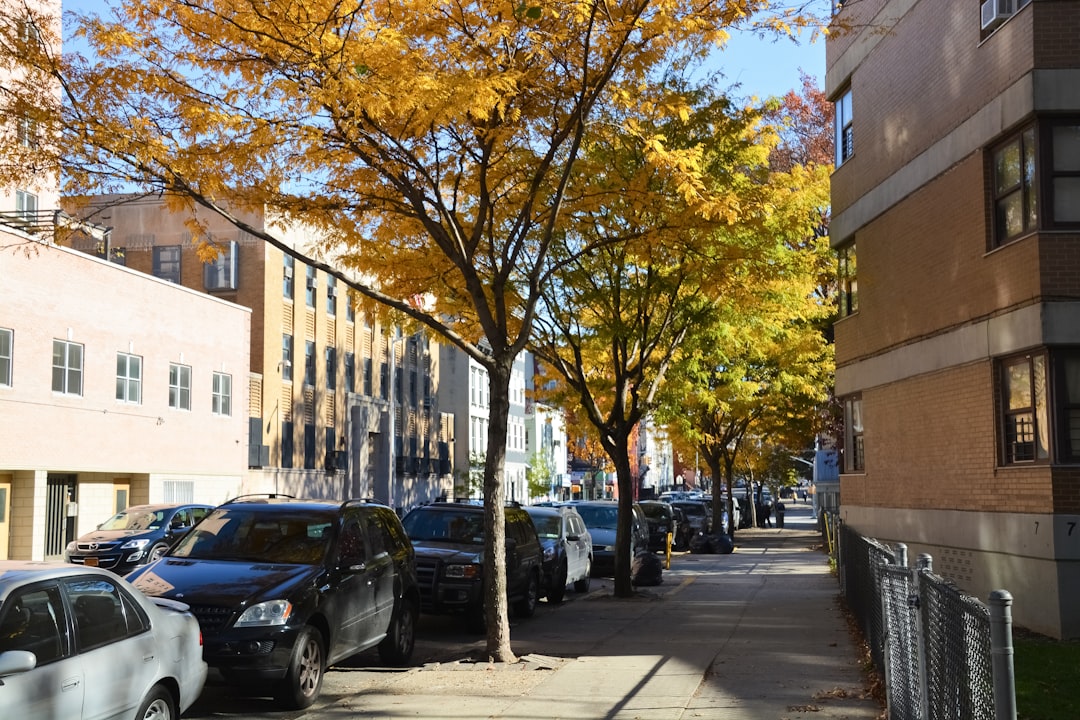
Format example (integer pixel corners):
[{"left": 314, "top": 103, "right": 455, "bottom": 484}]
[
  {"left": 126, "top": 495, "right": 420, "bottom": 710},
  {"left": 638, "top": 500, "right": 683, "bottom": 552},
  {"left": 401, "top": 502, "right": 544, "bottom": 631},
  {"left": 0, "top": 560, "right": 207, "bottom": 720},
  {"left": 671, "top": 500, "right": 712, "bottom": 538},
  {"left": 570, "top": 500, "right": 650, "bottom": 577},
  {"left": 523, "top": 505, "right": 593, "bottom": 602},
  {"left": 65, "top": 503, "right": 213, "bottom": 575}
]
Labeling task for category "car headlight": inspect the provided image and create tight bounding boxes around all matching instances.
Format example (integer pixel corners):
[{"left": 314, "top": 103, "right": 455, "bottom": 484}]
[
  {"left": 543, "top": 546, "right": 555, "bottom": 562},
  {"left": 66, "top": 541, "right": 77, "bottom": 553},
  {"left": 120, "top": 538, "right": 151, "bottom": 550},
  {"left": 234, "top": 600, "right": 293, "bottom": 627},
  {"left": 444, "top": 564, "right": 480, "bottom": 579},
  {"left": 598, "top": 545, "right": 613, "bottom": 552}
]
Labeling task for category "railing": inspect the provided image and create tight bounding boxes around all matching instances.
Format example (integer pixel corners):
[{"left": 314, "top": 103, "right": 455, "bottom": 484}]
[{"left": 836, "top": 521, "right": 1016, "bottom": 720}]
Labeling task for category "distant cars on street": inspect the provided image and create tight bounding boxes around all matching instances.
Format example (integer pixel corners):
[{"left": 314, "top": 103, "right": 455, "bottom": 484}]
[
  {"left": 523, "top": 505, "right": 593, "bottom": 602},
  {"left": 569, "top": 500, "right": 650, "bottom": 578},
  {"left": 126, "top": 495, "right": 420, "bottom": 710},
  {"left": 637, "top": 500, "right": 681, "bottom": 553},
  {"left": 0, "top": 560, "right": 207, "bottom": 720},
  {"left": 65, "top": 503, "right": 213, "bottom": 575}
]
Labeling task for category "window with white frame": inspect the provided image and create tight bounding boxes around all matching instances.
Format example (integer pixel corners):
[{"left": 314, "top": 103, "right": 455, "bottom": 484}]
[
  {"left": 15, "top": 190, "right": 37, "bottom": 222},
  {"left": 992, "top": 126, "right": 1037, "bottom": 245},
  {"left": 834, "top": 87, "right": 853, "bottom": 166},
  {"left": 326, "top": 276, "right": 337, "bottom": 315},
  {"left": 115, "top": 352, "right": 142, "bottom": 404},
  {"left": 305, "top": 265, "right": 316, "bottom": 308},
  {"left": 18, "top": 114, "right": 36, "bottom": 148},
  {"left": 169, "top": 362, "right": 191, "bottom": 410},
  {"left": 212, "top": 372, "right": 232, "bottom": 416},
  {"left": 843, "top": 395, "right": 864, "bottom": 472},
  {"left": 203, "top": 240, "right": 238, "bottom": 291},
  {"left": 52, "top": 340, "right": 83, "bottom": 396},
  {"left": 1001, "top": 353, "right": 1048, "bottom": 464},
  {"left": 305, "top": 341, "right": 316, "bottom": 386},
  {"left": 0, "top": 328, "right": 11, "bottom": 386},
  {"left": 283, "top": 254, "right": 294, "bottom": 299},
  {"left": 838, "top": 242, "right": 858, "bottom": 317},
  {"left": 282, "top": 334, "right": 293, "bottom": 382}
]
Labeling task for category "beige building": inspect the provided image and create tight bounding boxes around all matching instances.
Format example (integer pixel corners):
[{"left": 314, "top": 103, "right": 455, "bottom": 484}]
[
  {"left": 0, "top": 220, "right": 250, "bottom": 560},
  {"left": 67, "top": 195, "right": 453, "bottom": 511}
]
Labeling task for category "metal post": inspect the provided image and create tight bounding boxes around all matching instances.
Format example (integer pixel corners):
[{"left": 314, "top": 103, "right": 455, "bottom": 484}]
[
  {"left": 989, "top": 590, "right": 1017, "bottom": 720},
  {"left": 387, "top": 333, "right": 398, "bottom": 511},
  {"left": 916, "top": 553, "right": 933, "bottom": 720}
]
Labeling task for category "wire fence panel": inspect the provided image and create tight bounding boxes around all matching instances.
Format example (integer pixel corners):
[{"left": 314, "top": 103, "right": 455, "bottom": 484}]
[{"left": 881, "top": 563, "right": 922, "bottom": 720}]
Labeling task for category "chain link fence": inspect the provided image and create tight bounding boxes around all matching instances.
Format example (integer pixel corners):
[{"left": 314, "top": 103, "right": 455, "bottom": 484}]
[{"left": 835, "top": 520, "right": 1016, "bottom": 720}]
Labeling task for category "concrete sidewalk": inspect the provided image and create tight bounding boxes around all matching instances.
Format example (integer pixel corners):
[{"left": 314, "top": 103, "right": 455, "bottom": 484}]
[{"left": 321, "top": 502, "right": 885, "bottom": 719}]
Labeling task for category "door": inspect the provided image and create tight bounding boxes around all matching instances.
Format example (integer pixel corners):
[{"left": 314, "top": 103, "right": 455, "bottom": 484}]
[
  {"left": 360, "top": 508, "right": 397, "bottom": 644},
  {"left": 328, "top": 511, "right": 377, "bottom": 661},
  {"left": 0, "top": 476, "right": 11, "bottom": 559},
  {"left": 112, "top": 483, "right": 130, "bottom": 515},
  {"left": 45, "top": 475, "right": 77, "bottom": 560}
]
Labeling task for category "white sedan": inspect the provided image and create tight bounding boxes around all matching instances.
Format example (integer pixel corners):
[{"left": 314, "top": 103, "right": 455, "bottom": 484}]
[{"left": 0, "top": 561, "right": 207, "bottom": 720}]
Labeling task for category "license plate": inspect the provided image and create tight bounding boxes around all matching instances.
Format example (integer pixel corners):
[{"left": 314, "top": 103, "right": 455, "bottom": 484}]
[{"left": 83, "top": 557, "right": 99, "bottom": 567}]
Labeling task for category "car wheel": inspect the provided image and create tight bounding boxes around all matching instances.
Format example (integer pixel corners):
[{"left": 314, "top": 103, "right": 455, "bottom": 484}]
[
  {"left": 378, "top": 596, "right": 417, "bottom": 666},
  {"left": 147, "top": 542, "right": 169, "bottom": 564},
  {"left": 514, "top": 571, "right": 539, "bottom": 618},
  {"left": 574, "top": 558, "right": 592, "bottom": 592},
  {"left": 275, "top": 625, "right": 324, "bottom": 710},
  {"left": 548, "top": 561, "right": 567, "bottom": 604},
  {"left": 135, "top": 684, "right": 177, "bottom": 720}
]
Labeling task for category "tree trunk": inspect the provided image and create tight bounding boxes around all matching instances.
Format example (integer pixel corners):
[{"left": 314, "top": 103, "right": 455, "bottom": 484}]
[
  {"left": 482, "top": 357, "right": 515, "bottom": 663},
  {"left": 611, "top": 447, "right": 636, "bottom": 598}
]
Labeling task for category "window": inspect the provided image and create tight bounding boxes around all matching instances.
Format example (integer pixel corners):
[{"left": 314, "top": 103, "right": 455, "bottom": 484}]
[
  {"left": 17, "top": 114, "right": 36, "bottom": 148},
  {"left": 305, "top": 265, "right": 316, "bottom": 308},
  {"left": 345, "top": 352, "right": 355, "bottom": 392},
  {"left": 169, "top": 362, "right": 191, "bottom": 410},
  {"left": 0, "top": 328, "right": 11, "bottom": 387},
  {"left": 283, "top": 254, "right": 294, "bottom": 299},
  {"left": 326, "top": 347, "right": 337, "bottom": 390},
  {"left": 992, "top": 126, "right": 1037, "bottom": 245},
  {"left": 66, "top": 578, "right": 148, "bottom": 651},
  {"left": 1049, "top": 122, "right": 1080, "bottom": 224},
  {"left": 203, "top": 240, "right": 238, "bottom": 291},
  {"left": 326, "top": 276, "right": 337, "bottom": 315},
  {"left": 843, "top": 396, "right": 864, "bottom": 472},
  {"left": 153, "top": 245, "right": 182, "bottom": 284},
  {"left": 305, "top": 341, "right": 316, "bottom": 386},
  {"left": 52, "top": 340, "right": 83, "bottom": 396},
  {"left": 838, "top": 243, "right": 858, "bottom": 317},
  {"left": 282, "top": 334, "right": 293, "bottom": 382},
  {"left": 1001, "top": 354, "right": 1048, "bottom": 464},
  {"left": 15, "top": 190, "right": 37, "bottom": 223},
  {"left": 115, "top": 352, "right": 142, "bottom": 404},
  {"left": 282, "top": 421, "right": 294, "bottom": 468},
  {"left": 346, "top": 295, "right": 355, "bottom": 322},
  {"left": 834, "top": 87, "right": 853, "bottom": 165},
  {"left": 363, "top": 357, "right": 373, "bottom": 395},
  {"left": 212, "top": 372, "right": 232, "bottom": 416},
  {"left": 304, "top": 424, "right": 316, "bottom": 469},
  {"left": 1056, "top": 353, "right": 1080, "bottom": 463},
  {"left": 0, "top": 586, "right": 64, "bottom": 664}
]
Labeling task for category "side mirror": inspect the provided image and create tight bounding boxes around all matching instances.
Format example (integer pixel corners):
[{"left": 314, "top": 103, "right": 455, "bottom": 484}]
[{"left": 0, "top": 650, "right": 37, "bottom": 679}]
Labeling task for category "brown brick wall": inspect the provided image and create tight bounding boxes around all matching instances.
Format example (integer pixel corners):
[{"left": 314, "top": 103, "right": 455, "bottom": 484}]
[{"left": 1033, "top": 1, "right": 1080, "bottom": 68}]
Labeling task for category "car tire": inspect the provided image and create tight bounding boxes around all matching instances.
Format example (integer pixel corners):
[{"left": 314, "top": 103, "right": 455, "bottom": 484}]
[
  {"left": 147, "top": 542, "right": 169, "bottom": 564},
  {"left": 378, "top": 596, "right": 417, "bottom": 666},
  {"left": 135, "top": 684, "right": 177, "bottom": 720},
  {"left": 514, "top": 571, "right": 539, "bottom": 618},
  {"left": 275, "top": 625, "right": 324, "bottom": 710},
  {"left": 574, "top": 558, "right": 592, "bottom": 592},
  {"left": 548, "top": 561, "right": 567, "bottom": 604}
]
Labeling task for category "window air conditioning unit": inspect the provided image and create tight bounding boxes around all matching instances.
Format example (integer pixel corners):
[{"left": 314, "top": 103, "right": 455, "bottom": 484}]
[
  {"left": 284, "top": 265, "right": 294, "bottom": 279},
  {"left": 306, "top": 276, "right": 317, "bottom": 290},
  {"left": 981, "top": 0, "right": 1014, "bottom": 31}
]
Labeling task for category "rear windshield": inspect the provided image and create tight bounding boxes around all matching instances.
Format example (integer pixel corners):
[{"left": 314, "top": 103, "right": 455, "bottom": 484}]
[
  {"left": 639, "top": 504, "right": 669, "bottom": 520},
  {"left": 402, "top": 508, "right": 485, "bottom": 544},
  {"left": 675, "top": 503, "right": 707, "bottom": 518},
  {"left": 529, "top": 515, "right": 561, "bottom": 540},
  {"left": 170, "top": 507, "right": 335, "bottom": 564},
  {"left": 574, "top": 505, "right": 617, "bottom": 529}
]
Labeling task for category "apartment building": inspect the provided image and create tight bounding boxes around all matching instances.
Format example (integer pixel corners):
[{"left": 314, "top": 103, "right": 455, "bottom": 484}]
[
  {"left": 524, "top": 353, "right": 569, "bottom": 502},
  {"left": 827, "top": 0, "right": 1080, "bottom": 638},
  {"left": 66, "top": 195, "right": 453, "bottom": 510},
  {"left": 0, "top": 219, "right": 250, "bottom": 560}
]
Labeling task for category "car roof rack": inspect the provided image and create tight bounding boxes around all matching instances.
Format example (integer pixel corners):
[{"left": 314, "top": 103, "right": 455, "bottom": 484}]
[{"left": 221, "top": 493, "right": 299, "bottom": 504}]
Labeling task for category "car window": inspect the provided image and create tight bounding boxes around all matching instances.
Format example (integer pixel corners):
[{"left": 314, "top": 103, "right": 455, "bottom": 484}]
[
  {"left": 171, "top": 509, "right": 189, "bottom": 528},
  {"left": 191, "top": 507, "right": 210, "bottom": 524},
  {"left": 403, "top": 509, "right": 484, "bottom": 544},
  {"left": 171, "top": 507, "right": 334, "bottom": 564},
  {"left": 64, "top": 577, "right": 147, "bottom": 651},
  {"left": 100, "top": 508, "right": 160, "bottom": 531},
  {"left": 339, "top": 515, "right": 368, "bottom": 566},
  {"left": 0, "top": 585, "right": 66, "bottom": 664},
  {"left": 530, "top": 515, "right": 561, "bottom": 540},
  {"left": 575, "top": 505, "right": 617, "bottom": 529}
]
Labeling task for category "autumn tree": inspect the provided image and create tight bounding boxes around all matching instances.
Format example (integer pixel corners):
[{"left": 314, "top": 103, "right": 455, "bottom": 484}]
[{"left": 0, "top": 0, "right": 828, "bottom": 661}]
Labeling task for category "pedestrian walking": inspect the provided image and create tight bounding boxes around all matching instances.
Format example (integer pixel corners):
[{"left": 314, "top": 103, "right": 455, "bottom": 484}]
[{"left": 775, "top": 499, "right": 785, "bottom": 529}]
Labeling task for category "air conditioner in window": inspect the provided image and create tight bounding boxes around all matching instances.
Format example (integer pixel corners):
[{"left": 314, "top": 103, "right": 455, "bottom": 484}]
[
  {"left": 981, "top": 0, "right": 1014, "bottom": 31},
  {"left": 284, "top": 265, "right": 294, "bottom": 279},
  {"left": 306, "top": 276, "right": 317, "bottom": 290},
  {"left": 327, "top": 285, "right": 337, "bottom": 298}
]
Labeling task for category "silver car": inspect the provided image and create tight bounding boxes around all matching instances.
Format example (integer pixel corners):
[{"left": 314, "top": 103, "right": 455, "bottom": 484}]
[{"left": 0, "top": 561, "right": 207, "bottom": 720}]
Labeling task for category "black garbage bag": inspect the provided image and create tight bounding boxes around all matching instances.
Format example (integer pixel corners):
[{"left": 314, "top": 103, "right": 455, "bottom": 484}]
[
  {"left": 690, "top": 532, "right": 734, "bottom": 554},
  {"left": 688, "top": 531, "right": 710, "bottom": 554},
  {"left": 631, "top": 551, "right": 664, "bottom": 586}
]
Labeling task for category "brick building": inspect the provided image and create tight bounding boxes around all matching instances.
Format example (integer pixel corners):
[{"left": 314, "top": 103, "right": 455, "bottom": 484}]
[{"left": 827, "top": 0, "right": 1080, "bottom": 638}]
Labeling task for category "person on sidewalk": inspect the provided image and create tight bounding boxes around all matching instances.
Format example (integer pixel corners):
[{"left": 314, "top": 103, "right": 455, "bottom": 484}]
[{"left": 774, "top": 499, "right": 785, "bottom": 529}]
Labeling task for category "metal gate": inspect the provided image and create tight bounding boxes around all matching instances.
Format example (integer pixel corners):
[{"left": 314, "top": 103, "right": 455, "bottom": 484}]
[{"left": 45, "top": 474, "right": 76, "bottom": 558}]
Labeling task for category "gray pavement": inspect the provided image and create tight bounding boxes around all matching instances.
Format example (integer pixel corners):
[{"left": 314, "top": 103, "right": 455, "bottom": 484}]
[{"left": 311, "top": 501, "right": 885, "bottom": 720}]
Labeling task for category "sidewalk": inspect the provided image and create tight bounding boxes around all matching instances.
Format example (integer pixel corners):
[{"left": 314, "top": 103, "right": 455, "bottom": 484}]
[{"left": 324, "top": 502, "right": 885, "bottom": 719}]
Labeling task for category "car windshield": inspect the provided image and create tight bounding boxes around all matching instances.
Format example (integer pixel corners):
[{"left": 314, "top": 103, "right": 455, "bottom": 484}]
[
  {"left": 675, "top": 503, "right": 706, "bottom": 518},
  {"left": 639, "top": 504, "right": 669, "bottom": 520},
  {"left": 530, "top": 515, "right": 562, "bottom": 540},
  {"left": 575, "top": 505, "right": 617, "bottom": 529},
  {"left": 99, "top": 509, "right": 165, "bottom": 531},
  {"left": 402, "top": 509, "right": 484, "bottom": 544},
  {"left": 170, "top": 507, "right": 335, "bottom": 564}
]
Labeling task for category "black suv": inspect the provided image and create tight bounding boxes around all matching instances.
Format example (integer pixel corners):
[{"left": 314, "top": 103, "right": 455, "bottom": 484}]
[
  {"left": 65, "top": 503, "right": 213, "bottom": 575},
  {"left": 401, "top": 502, "right": 543, "bottom": 631},
  {"left": 637, "top": 500, "right": 682, "bottom": 553},
  {"left": 126, "top": 495, "right": 420, "bottom": 710}
]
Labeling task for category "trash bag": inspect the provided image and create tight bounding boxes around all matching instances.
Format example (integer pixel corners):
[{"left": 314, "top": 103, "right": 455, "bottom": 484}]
[
  {"left": 631, "top": 551, "right": 664, "bottom": 586},
  {"left": 688, "top": 532, "right": 710, "bottom": 554},
  {"left": 709, "top": 533, "right": 734, "bottom": 555}
]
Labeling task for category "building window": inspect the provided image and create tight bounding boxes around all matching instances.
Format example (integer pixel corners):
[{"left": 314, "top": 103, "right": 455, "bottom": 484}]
[
  {"left": 992, "top": 126, "right": 1037, "bottom": 246},
  {"left": 15, "top": 190, "right": 37, "bottom": 223},
  {"left": 346, "top": 295, "right": 355, "bottom": 322},
  {"left": 1056, "top": 352, "right": 1080, "bottom": 463},
  {"left": 169, "top": 362, "right": 192, "bottom": 411},
  {"left": 1048, "top": 122, "right": 1080, "bottom": 225},
  {"left": 838, "top": 243, "right": 857, "bottom": 317},
  {"left": 203, "top": 240, "right": 238, "bottom": 291},
  {"left": 115, "top": 352, "right": 142, "bottom": 404},
  {"left": 18, "top": 114, "right": 36, "bottom": 148},
  {"left": 326, "top": 346, "right": 337, "bottom": 390},
  {"left": 834, "top": 87, "right": 853, "bottom": 166},
  {"left": 282, "top": 421, "right": 294, "bottom": 469},
  {"left": 212, "top": 372, "right": 232, "bottom": 416},
  {"left": 326, "top": 276, "right": 337, "bottom": 315},
  {"left": 305, "top": 341, "right": 316, "bottom": 387},
  {"left": 305, "top": 265, "right": 316, "bottom": 308},
  {"left": 345, "top": 352, "right": 355, "bottom": 392},
  {"left": 1000, "top": 354, "right": 1048, "bottom": 464},
  {"left": 843, "top": 396, "right": 864, "bottom": 473},
  {"left": 52, "top": 340, "right": 83, "bottom": 396},
  {"left": 363, "top": 357, "right": 373, "bottom": 395},
  {"left": 153, "top": 245, "right": 182, "bottom": 284},
  {"left": 0, "top": 328, "right": 11, "bottom": 387},
  {"left": 282, "top": 334, "right": 293, "bottom": 382},
  {"left": 283, "top": 254, "right": 294, "bottom": 299}
]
